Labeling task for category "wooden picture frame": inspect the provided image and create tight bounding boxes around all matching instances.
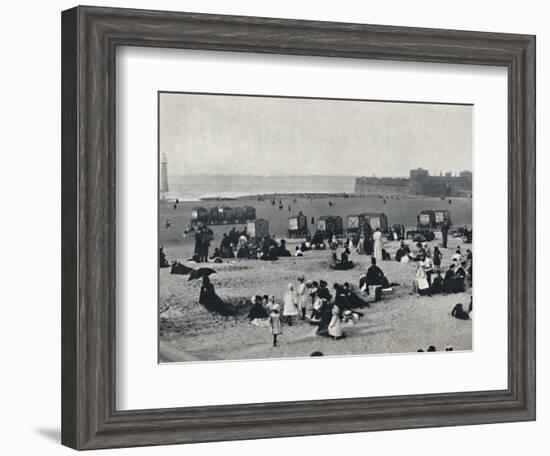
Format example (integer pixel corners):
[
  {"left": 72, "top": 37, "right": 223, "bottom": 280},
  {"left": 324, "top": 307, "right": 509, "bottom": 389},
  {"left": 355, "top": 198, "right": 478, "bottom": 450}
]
[{"left": 61, "top": 5, "right": 536, "bottom": 450}]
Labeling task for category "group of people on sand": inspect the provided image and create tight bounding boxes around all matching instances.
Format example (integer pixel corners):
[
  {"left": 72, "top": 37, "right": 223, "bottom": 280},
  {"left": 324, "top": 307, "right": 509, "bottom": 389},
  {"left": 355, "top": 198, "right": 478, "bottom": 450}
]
[
  {"left": 345, "top": 226, "right": 389, "bottom": 260},
  {"left": 192, "top": 233, "right": 469, "bottom": 351},
  {"left": 192, "top": 225, "right": 214, "bottom": 263},
  {"left": 246, "top": 264, "right": 394, "bottom": 347},
  {"left": 410, "top": 243, "right": 472, "bottom": 296},
  {"left": 209, "top": 227, "right": 293, "bottom": 262}
]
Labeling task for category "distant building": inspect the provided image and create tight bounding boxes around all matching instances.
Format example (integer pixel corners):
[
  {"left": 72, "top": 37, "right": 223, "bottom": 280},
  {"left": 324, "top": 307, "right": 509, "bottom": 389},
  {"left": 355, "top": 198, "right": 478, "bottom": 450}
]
[
  {"left": 353, "top": 176, "right": 410, "bottom": 195},
  {"left": 160, "top": 153, "right": 169, "bottom": 193},
  {"left": 354, "top": 167, "right": 472, "bottom": 197}
]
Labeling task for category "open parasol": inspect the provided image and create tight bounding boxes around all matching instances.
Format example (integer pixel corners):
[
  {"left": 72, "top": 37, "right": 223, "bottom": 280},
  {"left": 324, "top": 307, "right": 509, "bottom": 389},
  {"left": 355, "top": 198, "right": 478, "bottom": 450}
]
[{"left": 188, "top": 267, "right": 217, "bottom": 281}]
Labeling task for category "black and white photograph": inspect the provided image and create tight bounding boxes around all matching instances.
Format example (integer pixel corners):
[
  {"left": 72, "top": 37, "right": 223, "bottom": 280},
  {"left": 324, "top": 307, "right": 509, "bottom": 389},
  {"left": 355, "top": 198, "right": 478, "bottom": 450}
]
[{"left": 158, "top": 92, "right": 473, "bottom": 362}]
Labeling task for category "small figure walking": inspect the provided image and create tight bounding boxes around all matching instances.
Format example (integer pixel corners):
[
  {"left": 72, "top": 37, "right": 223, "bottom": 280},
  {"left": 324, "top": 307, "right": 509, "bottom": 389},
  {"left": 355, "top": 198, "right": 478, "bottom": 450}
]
[
  {"left": 269, "top": 304, "right": 282, "bottom": 347},
  {"left": 328, "top": 305, "right": 343, "bottom": 340}
]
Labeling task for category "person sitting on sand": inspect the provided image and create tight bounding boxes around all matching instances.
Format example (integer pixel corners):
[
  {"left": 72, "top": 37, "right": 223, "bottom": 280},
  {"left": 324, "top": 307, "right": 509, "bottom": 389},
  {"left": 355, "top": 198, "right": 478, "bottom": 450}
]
[
  {"left": 330, "top": 246, "right": 354, "bottom": 271},
  {"left": 209, "top": 247, "right": 222, "bottom": 260},
  {"left": 295, "top": 246, "right": 304, "bottom": 257},
  {"left": 413, "top": 263, "right": 430, "bottom": 296},
  {"left": 343, "top": 282, "right": 369, "bottom": 308},
  {"left": 430, "top": 270, "right": 444, "bottom": 294},
  {"left": 395, "top": 242, "right": 410, "bottom": 263},
  {"left": 277, "top": 239, "right": 291, "bottom": 257},
  {"left": 199, "top": 276, "right": 233, "bottom": 317},
  {"left": 317, "top": 280, "right": 332, "bottom": 302},
  {"left": 451, "top": 248, "right": 463, "bottom": 265},
  {"left": 454, "top": 261, "right": 467, "bottom": 292},
  {"left": 443, "top": 264, "right": 456, "bottom": 293},
  {"left": 451, "top": 303, "right": 470, "bottom": 320},
  {"left": 420, "top": 254, "right": 434, "bottom": 285},
  {"left": 283, "top": 283, "right": 299, "bottom": 325},
  {"left": 333, "top": 283, "right": 353, "bottom": 314},
  {"left": 361, "top": 257, "right": 384, "bottom": 296},
  {"left": 249, "top": 295, "right": 269, "bottom": 321}
]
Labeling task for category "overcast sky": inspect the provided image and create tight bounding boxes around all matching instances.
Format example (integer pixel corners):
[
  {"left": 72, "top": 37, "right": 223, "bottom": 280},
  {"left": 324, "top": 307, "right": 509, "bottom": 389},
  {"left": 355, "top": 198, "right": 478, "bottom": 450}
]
[{"left": 159, "top": 92, "right": 472, "bottom": 177}]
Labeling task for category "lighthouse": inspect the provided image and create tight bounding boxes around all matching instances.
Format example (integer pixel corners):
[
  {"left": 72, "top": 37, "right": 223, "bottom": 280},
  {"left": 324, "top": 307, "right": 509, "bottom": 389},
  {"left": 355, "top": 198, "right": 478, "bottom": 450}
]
[{"left": 160, "top": 153, "right": 169, "bottom": 193}]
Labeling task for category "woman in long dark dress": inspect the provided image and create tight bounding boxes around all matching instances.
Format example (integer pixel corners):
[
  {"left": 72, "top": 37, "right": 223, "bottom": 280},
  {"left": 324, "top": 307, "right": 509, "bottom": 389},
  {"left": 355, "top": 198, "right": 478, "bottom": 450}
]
[
  {"left": 316, "top": 299, "right": 333, "bottom": 337},
  {"left": 333, "top": 283, "right": 353, "bottom": 314},
  {"left": 199, "top": 276, "right": 233, "bottom": 316},
  {"left": 343, "top": 282, "right": 369, "bottom": 309}
]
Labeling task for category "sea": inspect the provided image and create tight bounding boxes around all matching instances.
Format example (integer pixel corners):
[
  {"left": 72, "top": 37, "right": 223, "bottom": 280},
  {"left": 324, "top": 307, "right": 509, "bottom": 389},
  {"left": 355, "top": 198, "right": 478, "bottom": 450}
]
[{"left": 164, "top": 175, "right": 356, "bottom": 201}]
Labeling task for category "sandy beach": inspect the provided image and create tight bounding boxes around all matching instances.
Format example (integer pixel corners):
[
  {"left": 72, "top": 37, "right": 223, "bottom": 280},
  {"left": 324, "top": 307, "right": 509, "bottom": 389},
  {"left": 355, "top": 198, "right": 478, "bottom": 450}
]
[{"left": 159, "top": 193, "right": 472, "bottom": 362}]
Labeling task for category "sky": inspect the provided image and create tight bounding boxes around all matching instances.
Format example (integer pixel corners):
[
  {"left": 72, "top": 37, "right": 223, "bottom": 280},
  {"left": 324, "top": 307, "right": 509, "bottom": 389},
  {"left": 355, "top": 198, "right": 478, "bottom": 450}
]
[{"left": 159, "top": 92, "right": 472, "bottom": 178}]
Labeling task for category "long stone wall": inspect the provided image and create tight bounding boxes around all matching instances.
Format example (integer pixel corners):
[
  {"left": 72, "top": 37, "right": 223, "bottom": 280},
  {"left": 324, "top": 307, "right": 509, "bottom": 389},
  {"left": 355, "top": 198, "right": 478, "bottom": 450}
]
[{"left": 354, "top": 173, "right": 472, "bottom": 197}]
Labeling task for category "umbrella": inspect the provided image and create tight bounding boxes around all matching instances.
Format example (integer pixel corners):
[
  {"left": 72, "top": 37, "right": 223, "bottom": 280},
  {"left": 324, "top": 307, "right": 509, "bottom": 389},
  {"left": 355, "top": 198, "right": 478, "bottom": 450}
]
[{"left": 188, "top": 267, "right": 217, "bottom": 281}]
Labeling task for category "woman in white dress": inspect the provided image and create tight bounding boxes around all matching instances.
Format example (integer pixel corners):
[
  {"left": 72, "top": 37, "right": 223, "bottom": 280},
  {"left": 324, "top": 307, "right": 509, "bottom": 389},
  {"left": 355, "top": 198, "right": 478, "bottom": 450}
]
[
  {"left": 373, "top": 228, "right": 383, "bottom": 262},
  {"left": 357, "top": 233, "right": 365, "bottom": 254},
  {"left": 296, "top": 276, "right": 308, "bottom": 320},
  {"left": 414, "top": 263, "right": 430, "bottom": 295},
  {"left": 283, "top": 283, "right": 299, "bottom": 325},
  {"left": 328, "top": 305, "right": 343, "bottom": 339}
]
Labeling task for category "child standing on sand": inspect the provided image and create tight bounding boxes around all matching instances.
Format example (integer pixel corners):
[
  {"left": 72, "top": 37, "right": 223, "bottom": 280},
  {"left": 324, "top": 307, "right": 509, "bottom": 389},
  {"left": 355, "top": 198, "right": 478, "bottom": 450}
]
[
  {"left": 328, "top": 304, "right": 343, "bottom": 340},
  {"left": 269, "top": 304, "right": 282, "bottom": 347}
]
